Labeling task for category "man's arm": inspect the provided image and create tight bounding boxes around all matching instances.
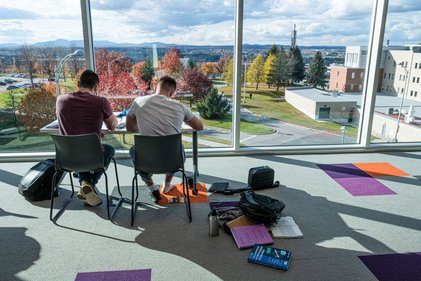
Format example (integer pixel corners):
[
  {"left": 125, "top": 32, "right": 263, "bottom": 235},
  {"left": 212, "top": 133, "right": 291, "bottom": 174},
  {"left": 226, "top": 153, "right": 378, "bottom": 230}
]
[
  {"left": 126, "top": 114, "right": 139, "bottom": 132},
  {"left": 104, "top": 114, "right": 118, "bottom": 131},
  {"left": 186, "top": 116, "right": 204, "bottom": 131}
]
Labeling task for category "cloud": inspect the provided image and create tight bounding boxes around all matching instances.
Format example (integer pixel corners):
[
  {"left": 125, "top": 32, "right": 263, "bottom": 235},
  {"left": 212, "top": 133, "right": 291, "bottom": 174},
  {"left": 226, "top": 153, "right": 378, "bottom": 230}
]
[{"left": 0, "top": 7, "right": 37, "bottom": 19}]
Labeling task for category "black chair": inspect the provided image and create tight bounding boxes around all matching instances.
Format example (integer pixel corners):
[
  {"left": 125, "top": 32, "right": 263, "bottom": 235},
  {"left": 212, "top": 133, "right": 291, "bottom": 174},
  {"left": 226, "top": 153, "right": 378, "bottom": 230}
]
[
  {"left": 131, "top": 133, "right": 192, "bottom": 225},
  {"left": 50, "top": 133, "right": 122, "bottom": 222}
]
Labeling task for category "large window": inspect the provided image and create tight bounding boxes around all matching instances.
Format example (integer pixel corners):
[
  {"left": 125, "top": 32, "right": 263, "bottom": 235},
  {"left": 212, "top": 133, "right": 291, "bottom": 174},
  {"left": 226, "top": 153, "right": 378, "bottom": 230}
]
[
  {"left": 370, "top": 1, "right": 421, "bottom": 143},
  {"left": 0, "top": 1, "right": 85, "bottom": 154},
  {"left": 90, "top": 0, "right": 235, "bottom": 150}
]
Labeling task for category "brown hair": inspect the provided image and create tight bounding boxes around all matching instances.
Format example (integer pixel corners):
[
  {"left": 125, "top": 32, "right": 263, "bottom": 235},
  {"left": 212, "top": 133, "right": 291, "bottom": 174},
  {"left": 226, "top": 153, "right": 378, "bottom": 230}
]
[
  {"left": 79, "top": 69, "right": 99, "bottom": 89},
  {"left": 158, "top": 75, "right": 176, "bottom": 93}
]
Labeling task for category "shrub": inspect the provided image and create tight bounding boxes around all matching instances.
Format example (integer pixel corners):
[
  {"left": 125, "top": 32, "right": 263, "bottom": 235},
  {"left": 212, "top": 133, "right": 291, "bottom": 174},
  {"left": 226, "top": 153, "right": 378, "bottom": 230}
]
[{"left": 197, "top": 87, "right": 231, "bottom": 119}]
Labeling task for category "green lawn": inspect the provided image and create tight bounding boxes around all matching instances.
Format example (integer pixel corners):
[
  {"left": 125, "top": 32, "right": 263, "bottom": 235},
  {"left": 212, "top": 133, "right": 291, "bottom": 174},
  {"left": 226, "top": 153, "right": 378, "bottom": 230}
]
[
  {"left": 219, "top": 84, "right": 358, "bottom": 138},
  {"left": 202, "top": 115, "right": 274, "bottom": 135}
]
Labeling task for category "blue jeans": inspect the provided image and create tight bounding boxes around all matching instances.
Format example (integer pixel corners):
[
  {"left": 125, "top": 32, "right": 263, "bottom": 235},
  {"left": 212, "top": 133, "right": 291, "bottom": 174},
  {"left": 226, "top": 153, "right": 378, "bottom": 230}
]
[
  {"left": 78, "top": 144, "right": 115, "bottom": 185},
  {"left": 129, "top": 145, "right": 185, "bottom": 182}
]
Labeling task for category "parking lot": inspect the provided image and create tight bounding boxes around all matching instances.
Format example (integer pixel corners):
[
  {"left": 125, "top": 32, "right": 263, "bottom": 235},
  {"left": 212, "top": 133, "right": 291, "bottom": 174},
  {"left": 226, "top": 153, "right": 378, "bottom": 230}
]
[{"left": 0, "top": 74, "right": 46, "bottom": 91}]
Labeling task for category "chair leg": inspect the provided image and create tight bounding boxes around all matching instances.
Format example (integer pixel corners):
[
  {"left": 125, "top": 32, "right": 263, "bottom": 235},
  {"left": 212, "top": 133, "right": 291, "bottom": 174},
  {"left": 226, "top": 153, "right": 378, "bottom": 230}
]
[
  {"left": 50, "top": 171, "right": 74, "bottom": 222},
  {"left": 103, "top": 170, "right": 110, "bottom": 219},
  {"left": 106, "top": 158, "right": 124, "bottom": 220},
  {"left": 181, "top": 171, "right": 192, "bottom": 222},
  {"left": 131, "top": 175, "right": 138, "bottom": 226}
]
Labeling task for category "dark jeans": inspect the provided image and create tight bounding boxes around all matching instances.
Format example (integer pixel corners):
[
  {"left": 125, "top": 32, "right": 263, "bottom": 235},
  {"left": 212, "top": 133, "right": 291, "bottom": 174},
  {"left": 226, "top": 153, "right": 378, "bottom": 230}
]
[
  {"left": 78, "top": 144, "right": 115, "bottom": 185},
  {"left": 129, "top": 145, "right": 185, "bottom": 182}
]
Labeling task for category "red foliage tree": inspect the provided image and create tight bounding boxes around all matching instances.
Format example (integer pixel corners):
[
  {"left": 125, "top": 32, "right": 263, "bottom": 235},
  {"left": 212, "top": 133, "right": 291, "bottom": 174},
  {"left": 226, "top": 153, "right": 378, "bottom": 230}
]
[
  {"left": 216, "top": 53, "right": 231, "bottom": 75},
  {"left": 179, "top": 68, "right": 213, "bottom": 101},
  {"left": 200, "top": 62, "right": 217, "bottom": 77},
  {"left": 160, "top": 48, "right": 183, "bottom": 75}
]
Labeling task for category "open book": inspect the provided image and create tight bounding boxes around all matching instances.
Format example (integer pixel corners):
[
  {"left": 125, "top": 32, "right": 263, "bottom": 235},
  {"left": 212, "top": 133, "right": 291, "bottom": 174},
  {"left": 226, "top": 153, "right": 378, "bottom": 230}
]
[{"left": 270, "top": 216, "right": 303, "bottom": 238}]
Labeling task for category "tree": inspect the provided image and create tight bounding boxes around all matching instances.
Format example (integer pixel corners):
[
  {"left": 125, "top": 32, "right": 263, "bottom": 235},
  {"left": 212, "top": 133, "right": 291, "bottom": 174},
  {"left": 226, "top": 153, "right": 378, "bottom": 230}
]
[
  {"left": 289, "top": 46, "right": 305, "bottom": 82},
  {"left": 269, "top": 44, "right": 279, "bottom": 56},
  {"left": 20, "top": 43, "right": 37, "bottom": 87},
  {"left": 215, "top": 53, "right": 230, "bottom": 76},
  {"left": 17, "top": 84, "right": 56, "bottom": 133},
  {"left": 200, "top": 62, "right": 216, "bottom": 77},
  {"left": 308, "top": 51, "right": 327, "bottom": 89},
  {"left": 187, "top": 58, "right": 195, "bottom": 69},
  {"left": 179, "top": 68, "right": 213, "bottom": 102},
  {"left": 68, "top": 45, "right": 85, "bottom": 78},
  {"left": 197, "top": 87, "right": 231, "bottom": 119},
  {"left": 223, "top": 58, "right": 234, "bottom": 86},
  {"left": 269, "top": 48, "right": 291, "bottom": 91},
  {"left": 263, "top": 53, "right": 276, "bottom": 88},
  {"left": 132, "top": 60, "right": 155, "bottom": 90},
  {"left": 37, "top": 45, "right": 57, "bottom": 80},
  {"left": 160, "top": 48, "right": 183, "bottom": 75},
  {"left": 247, "top": 53, "right": 265, "bottom": 90}
]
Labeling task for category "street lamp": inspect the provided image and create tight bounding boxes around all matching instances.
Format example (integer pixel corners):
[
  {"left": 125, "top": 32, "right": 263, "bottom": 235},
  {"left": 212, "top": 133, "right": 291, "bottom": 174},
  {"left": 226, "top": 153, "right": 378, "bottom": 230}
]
[
  {"left": 55, "top": 49, "right": 84, "bottom": 96},
  {"left": 394, "top": 62, "right": 408, "bottom": 142}
]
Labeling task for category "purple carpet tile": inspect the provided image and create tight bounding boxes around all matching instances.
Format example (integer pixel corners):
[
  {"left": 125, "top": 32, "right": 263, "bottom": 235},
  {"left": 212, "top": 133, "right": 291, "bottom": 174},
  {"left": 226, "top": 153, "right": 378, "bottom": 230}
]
[
  {"left": 75, "top": 268, "right": 151, "bottom": 281},
  {"left": 359, "top": 252, "right": 421, "bottom": 281},
  {"left": 318, "top": 164, "right": 396, "bottom": 196},
  {"left": 209, "top": 201, "right": 239, "bottom": 210},
  {"left": 317, "top": 163, "right": 371, "bottom": 179}
]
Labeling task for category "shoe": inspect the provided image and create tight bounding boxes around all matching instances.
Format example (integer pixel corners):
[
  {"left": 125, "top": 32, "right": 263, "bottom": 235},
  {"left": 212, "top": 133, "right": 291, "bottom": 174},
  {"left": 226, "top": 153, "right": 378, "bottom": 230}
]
[
  {"left": 161, "top": 181, "right": 175, "bottom": 194},
  {"left": 150, "top": 190, "right": 162, "bottom": 204},
  {"left": 77, "top": 180, "right": 102, "bottom": 207}
]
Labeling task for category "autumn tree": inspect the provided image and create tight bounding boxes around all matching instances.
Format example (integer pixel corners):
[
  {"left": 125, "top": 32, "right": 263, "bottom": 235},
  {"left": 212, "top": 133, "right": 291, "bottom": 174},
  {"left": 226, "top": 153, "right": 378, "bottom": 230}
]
[
  {"left": 216, "top": 53, "right": 230, "bottom": 76},
  {"left": 160, "top": 48, "right": 183, "bottom": 75},
  {"left": 95, "top": 49, "right": 138, "bottom": 110},
  {"left": 132, "top": 60, "right": 154, "bottom": 90},
  {"left": 263, "top": 53, "right": 276, "bottom": 88},
  {"left": 308, "top": 51, "right": 326, "bottom": 89},
  {"left": 200, "top": 62, "right": 217, "bottom": 77},
  {"left": 247, "top": 53, "right": 265, "bottom": 90},
  {"left": 223, "top": 58, "right": 234, "bottom": 85},
  {"left": 17, "top": 84, "right": 56, "bottom": 133},
  {"left": 37, "top": 45, "right": 57, "bottom": 80},
  {"left": 197, "top": 87, "right": 231, "bottom": 119},
  {"left": 179, "top": 68, "right": 213, "bottom": 101}
]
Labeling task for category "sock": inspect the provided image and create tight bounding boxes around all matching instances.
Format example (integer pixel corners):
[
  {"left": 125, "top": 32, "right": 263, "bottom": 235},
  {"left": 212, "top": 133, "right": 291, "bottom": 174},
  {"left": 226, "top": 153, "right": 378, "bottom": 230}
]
[{"left": 162, "top": 181, "right": 175, "bottom": 193}]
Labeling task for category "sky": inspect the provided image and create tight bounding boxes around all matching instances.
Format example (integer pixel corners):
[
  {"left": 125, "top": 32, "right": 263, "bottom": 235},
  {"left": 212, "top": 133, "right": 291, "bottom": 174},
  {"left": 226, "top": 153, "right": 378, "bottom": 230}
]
[{"left": 0, "top": 0, "right": 420, "bottom": 46}]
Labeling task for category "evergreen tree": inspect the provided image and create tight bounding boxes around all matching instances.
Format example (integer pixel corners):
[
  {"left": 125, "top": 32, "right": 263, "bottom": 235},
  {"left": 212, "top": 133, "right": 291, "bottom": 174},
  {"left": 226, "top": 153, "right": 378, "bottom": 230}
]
[
  {"left": 188, "top": 58, "right": 195, "bottom": 69},
  {"left": 197, "top": 87, "right": 231, "bottom": 119},
  {"left": 269, "top": 47, "right": 291, "bottom": 91},
  {"left": 308, "top": 51, "right": 326, "bottom": 89},
  {"left": 142, "top": 60, "right": 155, "bottom": 90},
  {"left": 269, "top": 44, "right": 279, "bottom": 56},
  {"left": 289, "top": 46, "right": 305, "bottom": 82},
  {"left": 246, "top": 53, "right": 265, "bottom": 90}
]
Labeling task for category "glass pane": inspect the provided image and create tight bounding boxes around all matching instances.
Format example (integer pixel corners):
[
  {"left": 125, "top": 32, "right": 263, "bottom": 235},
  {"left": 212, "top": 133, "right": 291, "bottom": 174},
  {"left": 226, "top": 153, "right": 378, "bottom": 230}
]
[
  {"left": 90, "top": 0, "right": 235, "bottom": 150},
  {"left": 238, "top": 0, "right": 374, "bottom": 147},
  {"left": 0, "top": 1, "right": 85, "bottom": 153},
  {"left": 370, "top": 2, "right": 421, "bottom": 143}
]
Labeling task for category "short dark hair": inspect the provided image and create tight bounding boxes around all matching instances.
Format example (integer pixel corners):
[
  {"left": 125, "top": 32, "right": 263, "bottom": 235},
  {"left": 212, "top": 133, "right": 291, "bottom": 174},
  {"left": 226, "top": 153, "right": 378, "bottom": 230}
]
[
  {"left": 79, "top": 70, "right": 99, "bottom": 89},
  {"left": 158, "top": 75, "right": 176, "bottom": 92}
]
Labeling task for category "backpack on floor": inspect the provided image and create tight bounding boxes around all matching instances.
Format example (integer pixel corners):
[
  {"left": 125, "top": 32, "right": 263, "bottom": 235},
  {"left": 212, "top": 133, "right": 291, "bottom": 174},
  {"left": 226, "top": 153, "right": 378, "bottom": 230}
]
[
  {"left": 239, "top": 191, "right": 285, "bottom": 226},
  {"left": 18, "top": 159, "right": 64, "bottom": 201}
]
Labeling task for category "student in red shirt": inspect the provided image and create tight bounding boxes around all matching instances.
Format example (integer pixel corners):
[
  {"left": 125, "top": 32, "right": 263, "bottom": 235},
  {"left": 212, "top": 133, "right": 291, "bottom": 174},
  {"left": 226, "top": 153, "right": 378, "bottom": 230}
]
[{"left": 56, "top": 70, "right": 118, "bottom": 206}]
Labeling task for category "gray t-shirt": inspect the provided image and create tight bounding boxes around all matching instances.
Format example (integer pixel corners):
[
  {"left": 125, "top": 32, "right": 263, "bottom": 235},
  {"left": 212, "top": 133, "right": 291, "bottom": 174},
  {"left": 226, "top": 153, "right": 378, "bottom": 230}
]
[{"left": 127, "top": 93, "right": 194, "bottom": 136}]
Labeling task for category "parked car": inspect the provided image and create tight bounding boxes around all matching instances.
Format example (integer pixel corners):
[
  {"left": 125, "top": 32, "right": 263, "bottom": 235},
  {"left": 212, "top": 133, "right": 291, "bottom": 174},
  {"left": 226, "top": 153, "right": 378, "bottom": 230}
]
[
  {"left": 6, "top": 85, "right": 19, "bottom": 90},
  {"left": 0, "top": 81, "right": 6, "bottom": 86}
]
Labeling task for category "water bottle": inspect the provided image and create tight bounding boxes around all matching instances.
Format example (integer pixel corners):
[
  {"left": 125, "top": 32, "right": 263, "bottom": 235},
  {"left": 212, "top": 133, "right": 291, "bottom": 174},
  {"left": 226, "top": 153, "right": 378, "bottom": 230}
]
[{"left": 208, "top": 209, "right": 219, "bottom": 237}]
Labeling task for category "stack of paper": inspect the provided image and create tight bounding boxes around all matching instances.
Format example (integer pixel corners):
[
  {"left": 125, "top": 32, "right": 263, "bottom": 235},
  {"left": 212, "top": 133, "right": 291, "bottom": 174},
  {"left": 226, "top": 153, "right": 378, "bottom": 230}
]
[{"left": 270, "top": 216, "right": 303, "bottom": 238}]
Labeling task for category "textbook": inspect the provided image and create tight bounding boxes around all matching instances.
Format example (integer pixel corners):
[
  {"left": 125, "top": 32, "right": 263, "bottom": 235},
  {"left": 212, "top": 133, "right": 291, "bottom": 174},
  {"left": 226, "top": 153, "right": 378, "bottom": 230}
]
[
  {"left": 226, "top": 215, "right": 255, "bottom": 229},
  {"left": 248, "top": 244, "right": 292, "bottom": 271},
  {"left": 270, "top": 216, "right": 303, "bottom": 238},
  {"left": 231, "top": 223, "right": 273, "bottom": 249}
]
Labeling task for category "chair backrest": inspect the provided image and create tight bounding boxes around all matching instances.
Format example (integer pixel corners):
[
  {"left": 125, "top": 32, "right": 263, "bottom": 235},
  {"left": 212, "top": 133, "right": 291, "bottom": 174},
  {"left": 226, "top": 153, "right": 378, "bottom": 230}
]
[
  {"left": 134, "top": 134, "right": 184, "bottom": 174},
  {"left": 51, "top": 133, "right": 104, "bottom": 172}
]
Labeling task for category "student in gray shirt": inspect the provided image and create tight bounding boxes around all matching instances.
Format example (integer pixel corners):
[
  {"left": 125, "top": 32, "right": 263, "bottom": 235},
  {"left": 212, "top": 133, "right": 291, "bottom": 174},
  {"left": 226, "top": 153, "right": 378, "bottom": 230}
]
[{"left": 126, "top": 76, "right": 203, "bottom": 203}]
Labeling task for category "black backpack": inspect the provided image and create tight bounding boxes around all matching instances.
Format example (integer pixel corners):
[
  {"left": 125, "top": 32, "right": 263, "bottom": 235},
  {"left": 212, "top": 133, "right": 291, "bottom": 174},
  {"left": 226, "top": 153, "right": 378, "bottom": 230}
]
[
  {"left": 18, "top": 159, "right": 64, "bottom": 201},
  {"left": 239, "top": 191, "right": 285, "bottom": 226}
]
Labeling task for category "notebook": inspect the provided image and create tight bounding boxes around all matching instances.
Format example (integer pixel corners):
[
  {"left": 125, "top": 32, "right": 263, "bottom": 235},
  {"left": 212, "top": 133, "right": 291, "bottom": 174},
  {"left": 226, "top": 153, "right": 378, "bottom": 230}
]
[
  {"left": 226, "top": 215, "right": 255, "bottom": 229},
  {"left": 231, "top": 223, "right": 273, "bottom": 249},
  {"left": 248, "top": 244, "right": 292, "bottom": 271},
  {"left": 270, "top": 216, "right": 303, "bottom": 238}
]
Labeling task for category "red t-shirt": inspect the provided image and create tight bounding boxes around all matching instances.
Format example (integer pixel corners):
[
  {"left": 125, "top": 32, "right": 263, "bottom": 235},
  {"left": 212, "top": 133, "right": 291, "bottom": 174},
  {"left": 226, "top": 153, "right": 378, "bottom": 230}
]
[{"left": 56, "top": 91, "right": 113, "bottom": 136}]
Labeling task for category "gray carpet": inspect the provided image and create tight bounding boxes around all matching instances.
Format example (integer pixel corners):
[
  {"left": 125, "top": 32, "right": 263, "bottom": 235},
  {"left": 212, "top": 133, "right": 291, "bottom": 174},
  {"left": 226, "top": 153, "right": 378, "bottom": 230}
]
[{"left": 1, "top": 152, "right": 421, "bottom": 281}]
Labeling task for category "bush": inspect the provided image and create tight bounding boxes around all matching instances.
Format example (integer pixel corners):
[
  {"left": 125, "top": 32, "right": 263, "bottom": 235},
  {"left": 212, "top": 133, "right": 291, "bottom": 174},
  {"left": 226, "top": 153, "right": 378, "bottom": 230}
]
[
  {"left": 197, "top": 87, "right": 231, "bottom": 119},
  {"left": 17, "top": 85, "right": 56, "bottom": 133}
]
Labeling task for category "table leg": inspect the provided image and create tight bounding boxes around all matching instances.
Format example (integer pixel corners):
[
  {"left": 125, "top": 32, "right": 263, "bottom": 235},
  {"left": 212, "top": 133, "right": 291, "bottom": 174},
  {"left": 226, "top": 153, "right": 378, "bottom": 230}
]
[{"left": 192, "top": 131, "right": 198, "bottom": 195}]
